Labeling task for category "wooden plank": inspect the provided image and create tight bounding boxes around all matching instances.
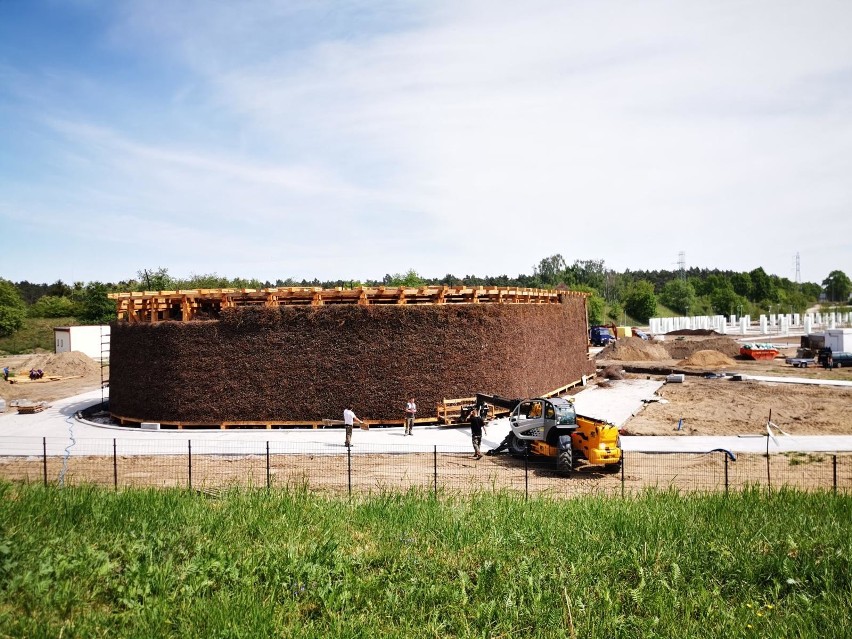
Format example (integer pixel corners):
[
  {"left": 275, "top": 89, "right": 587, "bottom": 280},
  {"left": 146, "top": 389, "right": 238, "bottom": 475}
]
[
  {"left": 106, "top": 285, "right": 574, "bottom": 322},
  {"left": 16, "top": 403, "right": 50, "bottom": 414}
]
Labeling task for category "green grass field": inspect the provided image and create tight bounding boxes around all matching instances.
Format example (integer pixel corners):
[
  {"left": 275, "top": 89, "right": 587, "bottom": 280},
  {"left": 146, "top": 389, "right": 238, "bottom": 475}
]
[
  {"left": 0, "top": 484, "right": 849, "bottom": 638},
  {"left": 0, "top": 317, "right": 78, "bottom": 355}
]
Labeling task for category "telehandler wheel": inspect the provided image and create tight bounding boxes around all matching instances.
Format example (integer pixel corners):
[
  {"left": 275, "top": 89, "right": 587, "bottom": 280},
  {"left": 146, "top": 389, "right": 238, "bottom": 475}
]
[
  {"left": 556, "top": 448, "right": 573, "bottom": 475},
  {"left": 507, "top": 433, "right": 529, "bottom": 457},
  {"left": 603, "top": 461, "right": 622, "bottom": 474}
]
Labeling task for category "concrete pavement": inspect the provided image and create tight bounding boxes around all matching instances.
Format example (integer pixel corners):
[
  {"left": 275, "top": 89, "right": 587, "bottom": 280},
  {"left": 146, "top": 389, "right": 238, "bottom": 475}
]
[{"left": 1, "top": 380, "right": 850, "bottom": 457}]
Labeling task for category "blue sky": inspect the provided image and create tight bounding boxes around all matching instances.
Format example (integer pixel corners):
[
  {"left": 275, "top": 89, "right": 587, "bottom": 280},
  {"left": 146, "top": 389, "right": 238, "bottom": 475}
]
[{"left": 0, "top": 0, "right": 850, "bottom": 286}]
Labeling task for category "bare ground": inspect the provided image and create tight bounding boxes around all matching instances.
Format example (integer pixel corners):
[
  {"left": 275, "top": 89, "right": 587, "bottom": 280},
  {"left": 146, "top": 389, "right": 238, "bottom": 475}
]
[
  {"left": 2, "top": 347, "right": 851, "bottom": 493},
  {"left": 625, "top": 377, "right": 852, "bottom": 436},
  {"left": 0, "top": 354, "right": 106, "bottom": 405},
  {"left": 3, "top": 451, "right": 849, "bottom": 495},
  {"left": 601, "top": 342, "right": 852, "bottom": 437}
]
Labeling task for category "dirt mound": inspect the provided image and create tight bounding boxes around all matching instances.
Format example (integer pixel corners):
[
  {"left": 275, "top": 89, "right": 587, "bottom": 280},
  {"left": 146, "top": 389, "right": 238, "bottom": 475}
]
[
  {"left": 662, "top": 336, "right": 741, "bottom": 359},
  {"left": 15, "top": 351, "right": 100, "bottom": 378},
  {"left": 678, "top": 350, "right": 736, "bottom": 368},
  {"left": 602, "top": 365, "right": 625, "bottom": 379},
  {"left": 597, "top": 337, "right": 670, "bottom": 361}
]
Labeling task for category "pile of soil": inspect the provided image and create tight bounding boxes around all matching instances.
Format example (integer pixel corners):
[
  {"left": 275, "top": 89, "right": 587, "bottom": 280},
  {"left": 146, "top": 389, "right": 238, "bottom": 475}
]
[
  {"left": 597, "top": 337, "right": 670, "bottom": 361},
  {"left": 601, "top": 365, "right": 625, "bottom": 380},
  {"left": 678, "top": 350, "right": 736, "bottom": 368},
  {"left": 662, "top": 336, "right": 741, "bottom": 359},
  {"left": 14, "top": 351, "right": 100, "bottom": 378}
]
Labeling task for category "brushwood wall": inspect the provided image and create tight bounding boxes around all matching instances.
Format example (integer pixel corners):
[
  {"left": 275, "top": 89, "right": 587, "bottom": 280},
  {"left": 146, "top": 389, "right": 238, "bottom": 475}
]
[{"left": 109, "top": 300, "right": 593, "bottom": 424}]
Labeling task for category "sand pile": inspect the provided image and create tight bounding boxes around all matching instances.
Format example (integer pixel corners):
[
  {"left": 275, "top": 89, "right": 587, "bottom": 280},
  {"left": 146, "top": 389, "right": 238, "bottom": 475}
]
[
  {"left": 678, "top": 350, "right": 736, "bottom": 368},
  {"left": 662, "top": 336, "right": 741, "bottom": 359},
  {"left": 15, "top": 351, "right": 100, "bottom": 377},
  {"left": 597, "top": 337, "right": 670, "bottom": 361},
  {"left": 602, "top": 365, "right": 625, "bottom": 379}
]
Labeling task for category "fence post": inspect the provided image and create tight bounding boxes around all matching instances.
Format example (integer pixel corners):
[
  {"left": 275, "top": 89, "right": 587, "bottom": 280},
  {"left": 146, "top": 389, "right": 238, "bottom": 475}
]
[
  {"left": 266, "top": 441, "right": 271, "bottom": 490},
  {"left": 524, "top": 449, "right": 529, "bottom": 501},
  {"left": 433, "top": 446, "right": 438, "bottom": 498},
  {"left": 833, "top": 455, "right": 837, "bottom": 494},
  {"left": 765, "top": 434, "right": 771, "bottom": 493},
  {"left": 188, "top": 440, "right": 192, "bottom": 490},
  {"left": 724, "top": 451, "right": 729, "bottom": 495},
  {"left": 621, "top": 451, "right": 625, "bottom": 498},
  {"left": 347, "top": 443, "right": 352, "bottom": 498},
  {"left": 113, "top": 438, "right": 118, "bottom": 491},
  {"left": 42, "top": 437, "right": 47, "bottom": 487}
]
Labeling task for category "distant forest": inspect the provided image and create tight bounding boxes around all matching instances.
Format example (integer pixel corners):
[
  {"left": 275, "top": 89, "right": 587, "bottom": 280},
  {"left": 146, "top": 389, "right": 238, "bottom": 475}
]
[{"left": 1, "top": 257, "right": 850, "bottom": 335}]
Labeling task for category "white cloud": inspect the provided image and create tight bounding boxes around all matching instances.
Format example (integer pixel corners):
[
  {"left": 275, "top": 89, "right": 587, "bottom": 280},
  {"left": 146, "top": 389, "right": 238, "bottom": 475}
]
[{"left": 2, "top": 0, "right": 850, "bottom": 283}]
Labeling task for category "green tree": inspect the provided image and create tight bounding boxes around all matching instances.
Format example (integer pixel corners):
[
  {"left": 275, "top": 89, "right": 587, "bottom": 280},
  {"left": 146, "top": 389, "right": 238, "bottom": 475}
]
[
  {"left": 801, "top": 282, "right": 822, "bottom": 300},
  {"left": 749, "top": 267, "right": 777, "bottom": 303},
  {"left": 730, "top": 272, "right": 753, "bottom": 299},
  {"left": 606, "top": 301, "right": 623, "bottom": 324},
  {"left": 29, "top": 295, "right": 79, "bottom": 318},
  {"left": 623, "top": 280, "right": 657, "bottom": 323},
  {"left": 659, "top": 280, "right": 697, "bottom": 315},
  {"left": 534, "top": 254, "right": 567, "bottom": 287},
  {"left": 137, "top": 267, "right": 174, "bottom": 291},
  {"left": 572, "top": 286, "right": 604, "bottom": 325},
  {"left": 0, "top": 278, "right": 27, "bottom": 337},
  {"left": 78, "top": 283, "right": 116, "bottom": 324},
  {"left": 710, "top": 286, "right": 747, "bottom": 316},
  {"left": 385, "top": 269, "right": 426, "bottom": 287},
  {"left": 566, "top": 259, "right": 607, "bottom": 294},
  {"left": 822, "top": 270, "right": 851, "bottom": 302}
]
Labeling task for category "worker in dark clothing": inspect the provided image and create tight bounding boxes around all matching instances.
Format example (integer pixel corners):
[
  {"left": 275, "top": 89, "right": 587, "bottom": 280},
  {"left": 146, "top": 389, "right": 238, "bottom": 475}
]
[{"left": 469, "top": 411, "right": 486, "bottom": 459}]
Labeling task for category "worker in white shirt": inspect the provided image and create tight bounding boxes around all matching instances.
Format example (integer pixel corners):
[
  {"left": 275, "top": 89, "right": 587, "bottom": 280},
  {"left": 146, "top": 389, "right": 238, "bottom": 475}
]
[
  {"left": 404, "top": 397, "right": 417, "bottom": 435},
  {"left": 343, "top": 404, "right": 364, "bottom": 447}
]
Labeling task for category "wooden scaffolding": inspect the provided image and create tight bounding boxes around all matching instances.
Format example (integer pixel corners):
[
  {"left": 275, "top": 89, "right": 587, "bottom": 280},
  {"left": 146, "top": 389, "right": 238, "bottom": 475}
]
[{"left": 108, "top": 286, "right": 586, "bottom": 323}]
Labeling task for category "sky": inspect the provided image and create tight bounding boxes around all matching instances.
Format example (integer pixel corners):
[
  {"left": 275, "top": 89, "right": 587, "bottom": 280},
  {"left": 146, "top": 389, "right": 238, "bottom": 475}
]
[{"left": 0, "top": 0, "right": 850, "bottom": 286}]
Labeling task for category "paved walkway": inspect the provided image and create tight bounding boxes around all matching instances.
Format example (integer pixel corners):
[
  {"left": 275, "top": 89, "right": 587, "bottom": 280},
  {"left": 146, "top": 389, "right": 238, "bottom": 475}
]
[
  {"left": 738, "top": 374, "right": 852, "bottom": 387},
  {"left": 1, "top": 381, "right": 850, "bottom": 456}
]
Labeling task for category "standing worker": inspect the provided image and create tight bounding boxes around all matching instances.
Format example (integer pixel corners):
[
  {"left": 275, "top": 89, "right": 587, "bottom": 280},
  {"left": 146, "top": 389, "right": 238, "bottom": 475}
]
[
  {"left": 343, "top": 404, "right": 364, "bottom": 448},
  {"left": 469, "top": 408, "right": 487, "bottom": 460},
  {"left": 404, "top": 396, "right": 417, "bottom": 436}
]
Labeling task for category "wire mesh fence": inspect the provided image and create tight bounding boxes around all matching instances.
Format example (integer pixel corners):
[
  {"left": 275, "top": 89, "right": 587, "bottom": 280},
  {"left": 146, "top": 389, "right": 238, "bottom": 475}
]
[{"left": 0, "top": 437, "right": 849, "bottom": 497}]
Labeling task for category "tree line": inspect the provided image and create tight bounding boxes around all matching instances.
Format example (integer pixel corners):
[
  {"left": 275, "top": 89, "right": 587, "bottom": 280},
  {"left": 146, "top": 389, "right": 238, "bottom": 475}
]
[{"left": 1, "top": 261, "right": 850, "bottom": 338}]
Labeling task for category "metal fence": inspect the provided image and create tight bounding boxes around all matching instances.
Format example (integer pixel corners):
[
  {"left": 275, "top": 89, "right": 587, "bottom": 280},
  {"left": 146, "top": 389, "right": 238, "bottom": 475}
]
[{"left": 0, "top": 437, "right": 849, "bottom": 497}]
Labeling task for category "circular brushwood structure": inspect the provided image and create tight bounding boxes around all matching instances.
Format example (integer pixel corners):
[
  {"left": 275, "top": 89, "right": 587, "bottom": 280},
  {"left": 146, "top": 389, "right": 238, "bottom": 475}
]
[{"left": 107, "top": 286, "right": 594, "bottom": 427}]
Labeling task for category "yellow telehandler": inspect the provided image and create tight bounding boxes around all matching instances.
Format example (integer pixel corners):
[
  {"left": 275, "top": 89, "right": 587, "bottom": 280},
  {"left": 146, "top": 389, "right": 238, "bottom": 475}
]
[{"left": 477, "top": 393, "right": 621, "bottom": 475}]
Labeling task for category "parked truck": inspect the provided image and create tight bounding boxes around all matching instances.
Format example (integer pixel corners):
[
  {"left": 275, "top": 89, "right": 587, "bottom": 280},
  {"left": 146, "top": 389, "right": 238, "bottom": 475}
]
[
  {"left": 589, "top": 325, "right": 616, "bottom": 347},
  {"left": 476, "top": 393, "right": 622, "bottom": 475}
]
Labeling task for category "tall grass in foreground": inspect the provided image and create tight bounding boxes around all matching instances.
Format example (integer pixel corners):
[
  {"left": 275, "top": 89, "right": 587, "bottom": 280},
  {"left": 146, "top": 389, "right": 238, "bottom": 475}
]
[{"left": 0, "top": 483, "right": 849, "bottom": 638}]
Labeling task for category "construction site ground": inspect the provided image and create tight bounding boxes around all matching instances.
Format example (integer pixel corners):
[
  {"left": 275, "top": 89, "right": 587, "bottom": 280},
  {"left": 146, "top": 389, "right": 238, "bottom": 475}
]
[
  {"left": 596, "top": 334, "right": 852, "bottom": 437},
  {"left": 2, "top": 340, "right": 852, "bottom": 438},
  {"left": 1, "top": 339, "right": 852, "bottom": 493}
]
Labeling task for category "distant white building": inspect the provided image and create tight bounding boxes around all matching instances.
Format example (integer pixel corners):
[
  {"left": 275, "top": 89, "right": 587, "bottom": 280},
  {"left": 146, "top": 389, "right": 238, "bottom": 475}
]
[
  {"left": 53, "top": 325, "right": 110, "bottom": 361},
  {"left": 824, "top": 329, "right": 852, "bottom": 353}
]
